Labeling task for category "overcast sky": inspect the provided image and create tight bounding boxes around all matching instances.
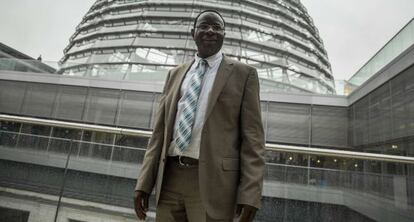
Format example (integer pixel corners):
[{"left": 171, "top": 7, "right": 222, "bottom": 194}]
[{"left": 0, "top": 0, "right": 413, "bottom": 80}]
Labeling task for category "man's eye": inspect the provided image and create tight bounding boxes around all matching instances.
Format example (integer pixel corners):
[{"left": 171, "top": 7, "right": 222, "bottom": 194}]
[
  {"left": 197, "top": 24, "right": 223, "bottom": 31},
  {"left": 212, "top": 25, "right": 221, "bottom": 30}
]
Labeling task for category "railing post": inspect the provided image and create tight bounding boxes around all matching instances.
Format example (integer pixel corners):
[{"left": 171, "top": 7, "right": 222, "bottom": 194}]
[{"left": 53, "top": 139, "right": 73, "bottom": 222}]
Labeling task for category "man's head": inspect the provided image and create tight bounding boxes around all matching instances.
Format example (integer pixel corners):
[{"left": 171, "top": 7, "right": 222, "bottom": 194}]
[{"left": 191, "top": 10, "right": 225, "bottom": 58}]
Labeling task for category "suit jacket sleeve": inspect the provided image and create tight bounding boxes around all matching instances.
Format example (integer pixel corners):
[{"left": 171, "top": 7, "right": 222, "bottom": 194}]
[
  {"left": 237, "top": 68, "right": 265, "bottom": 208},
  {"left": 135, "top": 71, "right": 171, "bottom": 193}
]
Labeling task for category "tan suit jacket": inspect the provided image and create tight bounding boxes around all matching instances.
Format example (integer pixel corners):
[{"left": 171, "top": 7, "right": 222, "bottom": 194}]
[{"left": 135, "top": 56, "right": 265, "bottom": 219}]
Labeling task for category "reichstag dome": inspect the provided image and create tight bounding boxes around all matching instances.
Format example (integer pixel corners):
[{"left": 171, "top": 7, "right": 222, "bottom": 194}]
[{"left": 60, "top": 0, "right": 335, "bottom": 94}]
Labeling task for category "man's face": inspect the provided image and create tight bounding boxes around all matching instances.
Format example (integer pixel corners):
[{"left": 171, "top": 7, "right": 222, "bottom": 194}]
[{"left": 191, "top": 12, "right": 225, "bottom": 58}]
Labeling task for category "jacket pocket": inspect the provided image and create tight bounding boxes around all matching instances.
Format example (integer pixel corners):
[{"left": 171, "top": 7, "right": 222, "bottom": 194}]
[{"left": 222, "top": 158, "right": 240, "bottom": 171}]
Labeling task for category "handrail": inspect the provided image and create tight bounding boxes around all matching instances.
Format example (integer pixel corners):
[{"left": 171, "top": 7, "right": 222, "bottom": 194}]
[
  {"left": 0, "top": 129, "right": 147, "bottom": 151},
  {"left": 1, "top": 114, "right": 414, "bottom": 164},
  {"left": 267, "top": 144, "right": 414, "bottom": 164},
  {"left": 0, "top": 114, "right": 151, "bottom": 137}
]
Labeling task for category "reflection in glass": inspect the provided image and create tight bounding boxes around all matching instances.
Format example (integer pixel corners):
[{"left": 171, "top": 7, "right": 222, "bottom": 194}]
[
  {"left": 113, "top": 135, "right": 148, "bottom": 163},
  {"left": 17, "top": 124, "right": 51, "bottom": 151},
  {"left": 59, "top": 0, "right": 335, "bottom": 94},
  {"left": 79, "top": 131, "right": 114, "bottom": 160},
  {"left": 48, "top": 127, "right": 82, "bottom": 154},
  {"left": 0, "top": 121, "right": 21, "bottom": 148}
]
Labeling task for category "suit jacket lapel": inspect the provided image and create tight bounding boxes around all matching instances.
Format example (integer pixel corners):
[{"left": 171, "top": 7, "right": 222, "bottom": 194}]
[
  {"left": 204, "top": 56, "right": 234, "bottom": 121},
  {"left": 165, "top": 60, "right": 193, "bottom": 144},
  {"left": 164, "top": 56, "right": 234, "bottom": 144}
]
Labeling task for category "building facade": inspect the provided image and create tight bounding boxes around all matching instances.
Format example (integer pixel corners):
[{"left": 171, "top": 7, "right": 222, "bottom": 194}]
[
  {"left": 1, "top": 30, "right": 413, "bottom": 221},
  {"left": 1, "top": 1, "right": 414, "bottom": 221},
  {"left": 60, "top": 0, "right": 335, "bottom": 94}
]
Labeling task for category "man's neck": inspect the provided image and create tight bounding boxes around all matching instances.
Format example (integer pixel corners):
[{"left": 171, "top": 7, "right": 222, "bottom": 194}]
[{"left": 196, "top": 50, "right": 222, "bottom": 60}]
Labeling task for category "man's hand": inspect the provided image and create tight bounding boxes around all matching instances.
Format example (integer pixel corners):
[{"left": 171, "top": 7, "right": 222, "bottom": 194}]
[
  {"left": 134, "top": 190, "right": 149, "bottom": 220},
  {"left": 235, "top": 204, "right": 258, "bottom": 222}
]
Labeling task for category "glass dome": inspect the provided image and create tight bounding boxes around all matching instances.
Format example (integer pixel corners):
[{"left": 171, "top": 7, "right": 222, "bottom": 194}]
[{"left": 60, "top": 0, "right": 335, "bottom": 94}]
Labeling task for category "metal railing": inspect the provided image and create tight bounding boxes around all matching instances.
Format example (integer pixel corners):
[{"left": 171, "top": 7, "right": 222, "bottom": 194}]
[{"left": 2, "top": 113, "right": 414, "bottom": 164}]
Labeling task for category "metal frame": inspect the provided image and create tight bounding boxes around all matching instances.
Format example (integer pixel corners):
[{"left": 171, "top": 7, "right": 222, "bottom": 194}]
[
  {"left": 2, "top": 113, "right": 414, "bottom": 164},
  {"left": 60, "top": 0, "right": 335, "bottom": 94}
]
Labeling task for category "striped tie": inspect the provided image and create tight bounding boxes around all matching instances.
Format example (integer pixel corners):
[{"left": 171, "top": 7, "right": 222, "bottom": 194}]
[{"left": 175, "top": 59, "right": 208, "bottom": 152}]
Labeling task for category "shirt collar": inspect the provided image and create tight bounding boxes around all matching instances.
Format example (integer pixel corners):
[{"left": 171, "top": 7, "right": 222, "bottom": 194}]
[{"left": 194, "top": 50, "right": 223, "bottom": 68}]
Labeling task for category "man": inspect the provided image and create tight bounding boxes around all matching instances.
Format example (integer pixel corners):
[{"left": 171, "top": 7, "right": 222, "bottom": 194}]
[{"left": 134, "top": 10, "right": 265, "bottom": 222}]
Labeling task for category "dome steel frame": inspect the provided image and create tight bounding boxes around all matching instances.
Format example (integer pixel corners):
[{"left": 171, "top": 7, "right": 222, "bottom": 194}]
[{"left": 60, "top": 0, "right": 335, "bottom": 94}]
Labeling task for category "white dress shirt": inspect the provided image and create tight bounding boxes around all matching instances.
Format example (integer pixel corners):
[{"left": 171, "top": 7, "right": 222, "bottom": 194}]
[{"left": 168, "top": 50, "right": 223, "bottom": 159}]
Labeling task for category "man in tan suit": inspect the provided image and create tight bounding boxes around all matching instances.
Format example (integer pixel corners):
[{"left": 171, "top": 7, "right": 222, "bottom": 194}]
[{"left": 134, "top": 10, "right": 265, "bottom": 222}]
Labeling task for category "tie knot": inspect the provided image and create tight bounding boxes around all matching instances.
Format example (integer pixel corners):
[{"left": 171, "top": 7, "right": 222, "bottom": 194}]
[{"left": 199, "top": 59, "right": 208, "bottom": 68}]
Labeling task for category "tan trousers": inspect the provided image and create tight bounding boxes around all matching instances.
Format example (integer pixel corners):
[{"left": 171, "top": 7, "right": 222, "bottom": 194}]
[{"left": 156, "top": 160, "right": 233, "bottom": 222}]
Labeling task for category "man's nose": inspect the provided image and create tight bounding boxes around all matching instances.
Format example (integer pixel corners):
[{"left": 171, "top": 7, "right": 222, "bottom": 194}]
[
  {"left": 205, "top": 25, "right": 216, "bottom": 32},
  {"left": 205, "top": 26, "right": 216, "bottom": 34}
]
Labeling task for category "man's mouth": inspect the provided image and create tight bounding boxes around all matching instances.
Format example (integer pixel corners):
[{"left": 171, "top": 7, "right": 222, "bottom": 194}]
[{"left": 202, "top": 39, "right": 217, "bottom": 43}]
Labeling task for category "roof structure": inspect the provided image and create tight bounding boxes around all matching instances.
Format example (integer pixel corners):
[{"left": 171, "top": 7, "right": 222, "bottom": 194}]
[{"left": 60, "top": 0, "right": 335, "bottom": 94}]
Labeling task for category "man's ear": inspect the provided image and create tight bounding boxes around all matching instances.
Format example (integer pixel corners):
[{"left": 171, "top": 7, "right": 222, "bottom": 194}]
[{"left": 191, "top": 29, "right": 195, "bottom": 39}]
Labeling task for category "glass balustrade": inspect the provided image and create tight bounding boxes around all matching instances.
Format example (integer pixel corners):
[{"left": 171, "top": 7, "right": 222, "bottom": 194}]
[{"left": 1, "top": 123, "right": 413, "bottom": 222}]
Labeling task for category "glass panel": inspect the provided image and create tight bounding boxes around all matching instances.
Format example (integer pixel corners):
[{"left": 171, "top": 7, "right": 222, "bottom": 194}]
[
  {"left": 88, "top": 51, "right": 131, "bottom": 63},
  {"left": 16, "top": 124, "right": 51, "bottom": 151},
  {"left": 111, "top": 146, "right": 143, "bottom": 164},
  {"left": 257, "top": 66, "right": 285, "bottom": 82},
  {"left": 79, "top": 131, "right": 114, "bottom": 160},
  {"left": 117, "top": 91, "right": 154, "bottom": 128},
  {"left": 48, "top": 127, "right": 82, "bottom": 154},
  {"left": 87, "top": 64, "right": 130, "bottom": 80},
  {"left": 21, "top": 83, "right": 58, "bottom": 118},
  {"left": 353, "top": 97, "right": 370, "bottom": 146},
  {"left": 267, "top": 102, "right": 310, "bottom": 145},
  {"left": 54, "top": 86, "right": 88, "bottom": 121},
  {"left": 349, "top": 19, "right": 414, "bottom": 86},
  {"left": 129, "top": 48, "right": 178, "bottom": 65},
  {"left": 132, "top": 37, "right": 188, "bottom": 49},
  {"left": 113, "top": 135, "right": 148, "bottom": 163},
  {"left": 368, "top": 83, "right": 391, "bottom": 143},
  {"left": 93, "top": 38, "right": 135, "bottom": 48},
  {"left": 125, "top": 64, "right": 169, "bottom": 83},
  {"left": 61, "top": 65, "right": 88, "bottom": 77},
  {"left": 83, "top": 88, "right": 120, "bottom": 125},
  {"left": 0, "top": 58, "right": 55, "bottom": 73},
  {"left": 63, "top": 56, "right": 89, "bottom": 66},
  {"left": 0, "top": 121, "right": 21, "bottom": 148},
  {"left": 311, "top": 106, "right": 348, "bottom": 148},
  {"left": 0, "top": 80, "right": 26, "bottom": 114},
  {"left": 262, "top": 155, "right": 413, "bottom": 221}
]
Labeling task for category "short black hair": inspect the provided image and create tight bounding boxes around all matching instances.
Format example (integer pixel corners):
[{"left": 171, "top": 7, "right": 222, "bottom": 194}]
[{"left": 193, "top": 9, "right": 226, "bottom": 30}]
